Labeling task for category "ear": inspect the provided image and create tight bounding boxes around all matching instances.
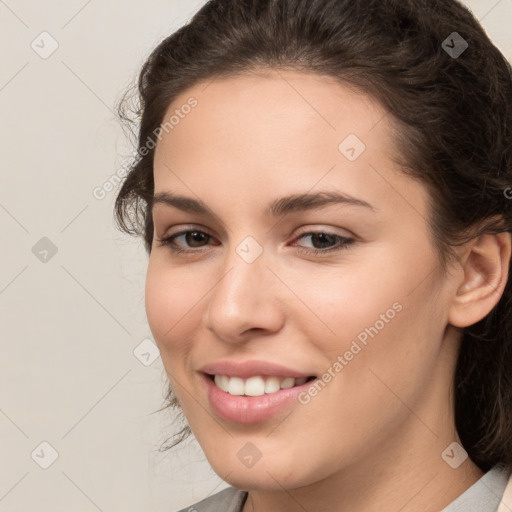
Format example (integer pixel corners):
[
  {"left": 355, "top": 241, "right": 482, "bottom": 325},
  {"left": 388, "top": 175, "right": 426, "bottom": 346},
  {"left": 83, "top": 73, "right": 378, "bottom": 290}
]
[{"left": 448, "top": 232, "right": 511, "bottom": 328}]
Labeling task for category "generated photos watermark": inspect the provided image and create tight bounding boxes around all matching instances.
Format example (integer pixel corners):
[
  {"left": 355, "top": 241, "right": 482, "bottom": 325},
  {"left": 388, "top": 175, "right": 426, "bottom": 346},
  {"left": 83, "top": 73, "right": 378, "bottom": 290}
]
[
  {"left": 92, "top": 96, "right": 198, "bottom": 200},
  {"left": 298, "top": 301, "right": 403, "bottom": 405}
]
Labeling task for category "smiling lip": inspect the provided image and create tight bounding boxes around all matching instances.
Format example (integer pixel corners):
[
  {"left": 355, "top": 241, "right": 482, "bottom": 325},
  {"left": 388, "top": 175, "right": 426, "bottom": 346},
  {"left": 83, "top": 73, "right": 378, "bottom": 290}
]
[
  {"left": 198, "top": 360, "right": 317, "bottom": 424},
  {"left": 199, "top": 359, "right": 314, "bottom": 379}
]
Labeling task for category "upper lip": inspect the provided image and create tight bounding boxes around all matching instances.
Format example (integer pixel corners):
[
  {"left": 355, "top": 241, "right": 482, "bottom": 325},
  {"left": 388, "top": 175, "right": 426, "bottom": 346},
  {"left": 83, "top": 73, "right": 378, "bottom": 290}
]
[{"left": 199, "top": 360, "right": 316, "bottom": 379}]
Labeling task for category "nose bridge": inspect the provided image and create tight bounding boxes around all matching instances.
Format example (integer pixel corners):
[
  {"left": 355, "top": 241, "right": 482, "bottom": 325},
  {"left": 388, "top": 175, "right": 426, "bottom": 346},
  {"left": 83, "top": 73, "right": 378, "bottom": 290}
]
[
  {"left": 204, "top": 236, "right": 284, "bottom": 339},
  {"left": 211, "top": 237, "right": 269, "bottom": 315}
]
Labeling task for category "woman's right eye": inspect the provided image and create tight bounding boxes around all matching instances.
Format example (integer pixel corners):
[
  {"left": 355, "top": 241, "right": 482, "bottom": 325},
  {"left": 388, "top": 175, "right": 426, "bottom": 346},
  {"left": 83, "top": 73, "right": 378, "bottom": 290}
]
[{"left": 156, "top": 230, "right": 215, "bottom": 254}]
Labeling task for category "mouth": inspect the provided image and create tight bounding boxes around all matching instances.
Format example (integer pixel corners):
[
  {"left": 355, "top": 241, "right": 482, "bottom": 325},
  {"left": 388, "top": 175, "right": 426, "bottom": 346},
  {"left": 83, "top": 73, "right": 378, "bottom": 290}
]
[{"left": 205, "top": 373, "right": 317, "bottom": 397}]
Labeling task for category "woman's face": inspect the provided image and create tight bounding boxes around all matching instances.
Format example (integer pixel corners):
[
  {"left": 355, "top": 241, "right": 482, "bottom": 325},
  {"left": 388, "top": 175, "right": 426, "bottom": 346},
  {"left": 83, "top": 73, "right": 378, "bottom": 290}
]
[{"left": 147, "top": 70, "right": 462, "bottom": 490}]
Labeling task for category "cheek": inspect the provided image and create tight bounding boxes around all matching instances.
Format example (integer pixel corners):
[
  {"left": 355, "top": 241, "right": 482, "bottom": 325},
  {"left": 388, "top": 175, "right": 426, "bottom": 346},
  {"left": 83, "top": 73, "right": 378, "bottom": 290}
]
[
  {"left": 316, "top": 279, "right": 445, "bottom": 424},
  {"left": 283, "top": 253, "right": 443, "bottom": 391},
  {"left": 281, "top": 260, "right": 408, "bottom": 350}
]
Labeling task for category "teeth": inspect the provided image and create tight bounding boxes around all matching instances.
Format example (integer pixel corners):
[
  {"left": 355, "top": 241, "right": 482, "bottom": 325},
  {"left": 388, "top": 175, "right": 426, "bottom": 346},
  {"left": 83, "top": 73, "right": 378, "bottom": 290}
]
[
  {"left": 245, "top": 376, "right": 265, "bottom": 396},
  {"left": 227, "top": 376, "right": 245, "bottom": 396},
  {"left": 214, "top": 375, "right": 230, "bottom": 392},
  {"left": 280, "top": 377, "right": 295, "bottom": 389},
  {"left": 213, "top": 375, "right": 310, "bottom": 396},
  {"left": 264, "top": 376, "right": 281, "bottom": 394}
]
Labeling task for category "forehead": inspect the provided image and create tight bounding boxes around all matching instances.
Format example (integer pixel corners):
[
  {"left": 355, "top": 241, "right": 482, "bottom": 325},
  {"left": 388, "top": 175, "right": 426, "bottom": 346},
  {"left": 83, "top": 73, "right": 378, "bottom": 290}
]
[
  {"left": 156, "top": 69, "right": 391, "bottom": 160},
  {"left": 152, "top": 70, "right": 428, "bottom": 221}
]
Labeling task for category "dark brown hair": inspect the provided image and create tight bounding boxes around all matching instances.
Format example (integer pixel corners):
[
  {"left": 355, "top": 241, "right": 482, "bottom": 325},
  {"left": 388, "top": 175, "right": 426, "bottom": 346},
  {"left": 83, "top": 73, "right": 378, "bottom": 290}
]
[{"left": 115, "top": 0, "right": 512, "bottom": 472}]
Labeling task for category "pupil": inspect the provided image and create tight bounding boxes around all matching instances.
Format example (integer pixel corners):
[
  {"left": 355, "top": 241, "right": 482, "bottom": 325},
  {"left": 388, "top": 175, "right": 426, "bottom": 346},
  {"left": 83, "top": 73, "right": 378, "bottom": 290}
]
[
  {"left": 187, "top": 231, "right": 207, "bottom": 247},
  {"left": 312, "top": 233, "right": 334, "bottom": 249}
]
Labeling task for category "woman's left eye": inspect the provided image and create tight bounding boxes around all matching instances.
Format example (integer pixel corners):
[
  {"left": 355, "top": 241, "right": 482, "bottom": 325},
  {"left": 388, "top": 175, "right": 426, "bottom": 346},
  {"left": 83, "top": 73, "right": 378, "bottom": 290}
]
[
  {"left": 156, "top": 229, "right": 354, "bottom": 256},
  {"left": 293, "top": 231, "right": 355, "bottom": 255}
]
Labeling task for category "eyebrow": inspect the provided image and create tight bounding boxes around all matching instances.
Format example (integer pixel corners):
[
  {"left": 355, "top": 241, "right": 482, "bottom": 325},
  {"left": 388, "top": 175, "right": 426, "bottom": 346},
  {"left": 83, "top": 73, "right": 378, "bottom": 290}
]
[{"left": 151, "top": 190, "right": 377, "bottom": 218}]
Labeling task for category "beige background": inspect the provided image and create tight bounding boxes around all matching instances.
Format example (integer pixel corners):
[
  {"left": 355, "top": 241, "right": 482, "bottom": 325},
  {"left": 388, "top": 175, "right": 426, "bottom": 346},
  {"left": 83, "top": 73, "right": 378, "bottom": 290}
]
[{"left": 0, "top": 1, "right": 511, "bottom": 510}]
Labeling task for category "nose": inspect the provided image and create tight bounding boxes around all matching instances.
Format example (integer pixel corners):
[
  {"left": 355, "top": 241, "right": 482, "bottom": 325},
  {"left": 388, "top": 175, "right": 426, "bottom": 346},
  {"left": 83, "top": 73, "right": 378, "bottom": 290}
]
[{"left": 203, "top": 246, "right": 285, "bottom": 344}]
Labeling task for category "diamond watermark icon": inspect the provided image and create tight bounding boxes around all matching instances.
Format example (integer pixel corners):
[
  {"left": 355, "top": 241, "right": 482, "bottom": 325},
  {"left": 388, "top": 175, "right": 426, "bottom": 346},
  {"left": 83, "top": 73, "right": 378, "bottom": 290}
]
[
  {"left": 441, "top": 441, "right": 468, "bottom": 469},
  {"left": 31, "top": 31, "right": 59, "bottom": 59},
  {"left": 338, "top": 133, "right": 366, "bottom": 162},
  {"left": 237, "top": 442, "right": 262, "bottom": 468},
  {"left": 31, "top": 441, "right": 59, "bottom": 469},
  {"left": 133, "top": 338, "right": 160, "bottom": 366},
  {"left": 32, "top": 237, "right": 58, "bottom": 263},
  {"left": 442, "top": 32, "right": 468, "bottom": 59},
  {"left": 236, "top": 236, "right": 263, "bottom": 264}
]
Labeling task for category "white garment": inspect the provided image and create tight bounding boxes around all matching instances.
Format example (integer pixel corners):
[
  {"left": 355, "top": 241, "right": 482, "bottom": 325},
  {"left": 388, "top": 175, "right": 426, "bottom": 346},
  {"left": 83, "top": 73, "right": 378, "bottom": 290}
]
[
  {"left": 441, "top": 464, "right": 511, "bottom": 512},
  {"left": 176, "top": 464, "right": 512, "bottom": 512}
]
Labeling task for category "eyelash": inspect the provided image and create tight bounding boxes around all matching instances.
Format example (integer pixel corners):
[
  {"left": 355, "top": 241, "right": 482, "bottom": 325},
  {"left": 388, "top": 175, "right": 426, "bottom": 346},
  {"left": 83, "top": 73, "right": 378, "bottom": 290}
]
[{"left": 156, "top": 229, "right": 355, "bottom": 257}]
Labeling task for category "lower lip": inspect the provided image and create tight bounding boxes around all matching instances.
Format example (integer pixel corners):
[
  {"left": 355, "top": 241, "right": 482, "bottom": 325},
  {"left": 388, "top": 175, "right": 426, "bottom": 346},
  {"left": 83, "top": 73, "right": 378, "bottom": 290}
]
[{"left": 201, "top": 373, "right": 316, "bottom": 424}]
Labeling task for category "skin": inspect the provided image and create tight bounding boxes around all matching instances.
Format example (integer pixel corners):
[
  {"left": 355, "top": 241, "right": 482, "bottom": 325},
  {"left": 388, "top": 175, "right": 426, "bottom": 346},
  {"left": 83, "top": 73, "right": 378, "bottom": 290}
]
[{"left": 146, "top": 69, "right": 511, "bottom": 512}]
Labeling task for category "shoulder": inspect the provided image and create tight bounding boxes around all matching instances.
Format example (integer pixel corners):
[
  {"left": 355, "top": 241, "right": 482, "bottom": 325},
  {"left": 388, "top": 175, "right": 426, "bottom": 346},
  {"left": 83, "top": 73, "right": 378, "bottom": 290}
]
[
  {"left": 441, "top": 463, "right": 512, "bottom": 512},
  {"left": 174, "top": 486, "right": 248, "bottom": 512}
]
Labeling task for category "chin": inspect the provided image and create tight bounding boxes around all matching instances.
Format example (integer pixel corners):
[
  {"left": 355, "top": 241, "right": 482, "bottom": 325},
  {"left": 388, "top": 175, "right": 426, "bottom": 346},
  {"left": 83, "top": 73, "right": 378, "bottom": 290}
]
[
  {"left": 221, "top": 471, "right": 305, "bottom": 492},
  {"left": 205, "top": 449, "right": 321, "bottom": 492}
]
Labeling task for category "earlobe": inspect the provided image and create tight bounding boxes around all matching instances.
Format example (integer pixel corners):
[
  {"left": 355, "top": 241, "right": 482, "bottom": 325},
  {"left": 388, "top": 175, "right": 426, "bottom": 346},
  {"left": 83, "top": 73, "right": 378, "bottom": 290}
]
[{"left": 448, "top": 232, "right": 511, "bottom": 328}]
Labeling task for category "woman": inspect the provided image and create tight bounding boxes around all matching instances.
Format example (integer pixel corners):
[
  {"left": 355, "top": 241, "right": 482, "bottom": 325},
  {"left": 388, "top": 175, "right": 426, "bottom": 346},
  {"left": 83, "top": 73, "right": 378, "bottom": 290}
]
[{"left": 115, "top": 0, "right": 512, "bottom": 510}]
